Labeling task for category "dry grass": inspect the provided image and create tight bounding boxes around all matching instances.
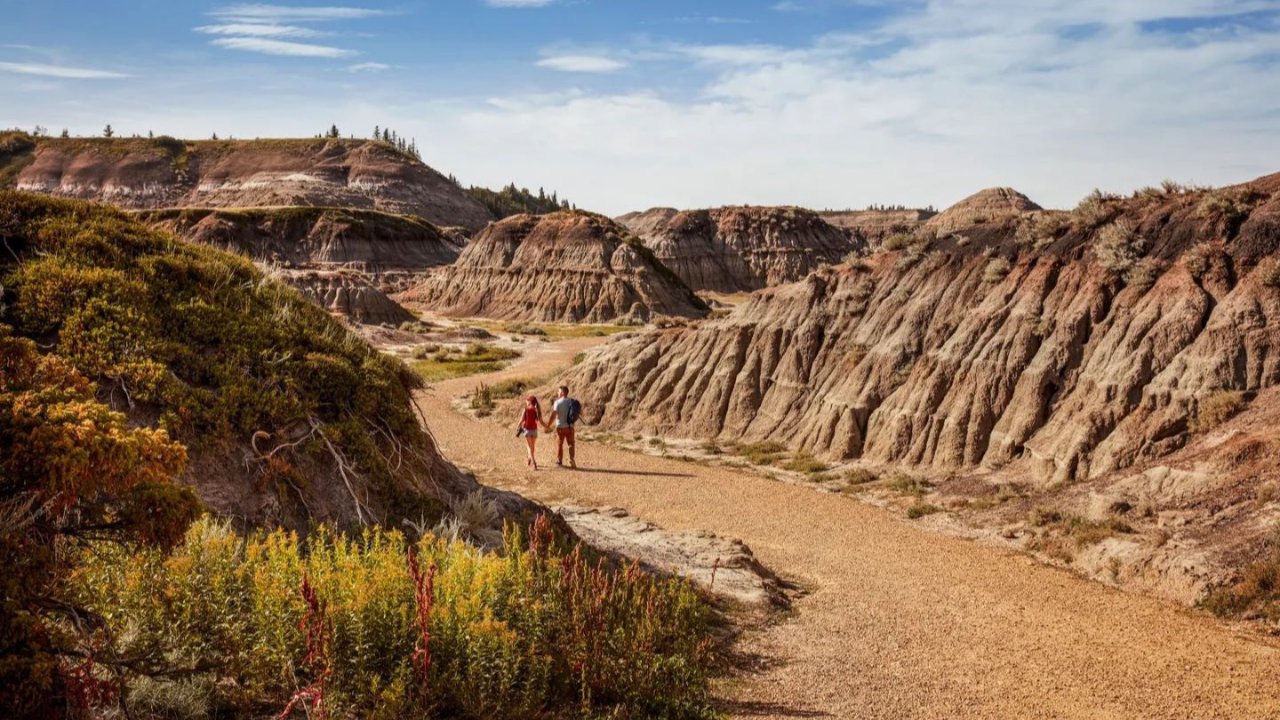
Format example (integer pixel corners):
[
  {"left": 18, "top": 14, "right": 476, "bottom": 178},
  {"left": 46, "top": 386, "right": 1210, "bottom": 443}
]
[
  {"left": 1202, "top": 542, "right": 1280, "bottom": 623},
  {"left": 982, "top": 257, "right": 1013, "bottom": 284},
  {"left": 906, "top": 503, "right": 942, "bottom": 519},
  {"left": 412, "top": 343, "right": 521, "bottom": 382},
  {"left": 1258, "top": 257, "right": 1280, "bottom": 289},
  {"left": 1190, "top": 391, "right": 1245, "bottom": 433}
]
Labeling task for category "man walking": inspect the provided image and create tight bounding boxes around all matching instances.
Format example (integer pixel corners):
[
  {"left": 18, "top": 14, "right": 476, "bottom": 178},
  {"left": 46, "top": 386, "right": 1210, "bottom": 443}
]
[{"left": 545, "top": 385, "right": 580, "bottom": 469}]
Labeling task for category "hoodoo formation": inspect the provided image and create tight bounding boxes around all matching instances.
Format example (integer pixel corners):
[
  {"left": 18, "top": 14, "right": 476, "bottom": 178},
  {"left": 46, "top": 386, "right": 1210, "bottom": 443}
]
[
  {"left": 618, "top": 205, "right": 861, "bottom": 292},
  {"left": 1, "top": 133, "right": 494, "bottom": 230},
  {"left": 401, "top": 210, "right": 709, "bottom": 323}
]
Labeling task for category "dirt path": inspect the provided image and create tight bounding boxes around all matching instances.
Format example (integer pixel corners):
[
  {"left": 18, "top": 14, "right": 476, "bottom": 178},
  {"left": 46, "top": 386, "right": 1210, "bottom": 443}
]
[{"left": 419, "top": 337, "right": 1280, "bottom": 719}]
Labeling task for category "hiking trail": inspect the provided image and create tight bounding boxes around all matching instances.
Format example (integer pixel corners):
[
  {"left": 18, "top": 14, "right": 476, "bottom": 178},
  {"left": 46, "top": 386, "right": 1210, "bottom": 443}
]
[{"left": 417, "top": 335, "right": 1280, "bottom": 720}]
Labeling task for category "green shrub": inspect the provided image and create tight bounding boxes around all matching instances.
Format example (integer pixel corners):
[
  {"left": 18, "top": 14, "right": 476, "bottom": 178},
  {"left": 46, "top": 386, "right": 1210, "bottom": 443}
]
[
  {"left": 1123, "top": 258, "right": 1167, "bottom": 291},
  {"left": 886, "top": 472, "right": 933, "bottom": 496},
  {"left": 1197, "top": 187, "right": 1265, "bottom": 225},
  {"left": 72, "top": 516, "right": 718, "bottom": 719},
  {"left": 1073, "top": 189, "right": 1120, "bottom": 227}
]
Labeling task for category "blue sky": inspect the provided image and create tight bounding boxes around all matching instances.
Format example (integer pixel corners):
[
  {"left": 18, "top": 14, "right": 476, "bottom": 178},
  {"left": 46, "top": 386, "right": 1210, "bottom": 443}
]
[{"left": 3, "top": 1, "right": 1280, "bottom": 214}]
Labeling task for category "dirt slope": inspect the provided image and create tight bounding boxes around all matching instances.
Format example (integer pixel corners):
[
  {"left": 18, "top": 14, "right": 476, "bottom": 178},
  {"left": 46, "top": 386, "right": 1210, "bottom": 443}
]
[
  {"left": 4, "top": 135, "right": 494, "bottom": 230},
  {"left": 619, "top": 206, "right": 860, "bottom": 292},
  {"left": 400, "top": 210, "right": 708, "bottom": 322},
  {"left": 820, "top": 207, "right": 936, "bottom": 248},
  {"left": 420, "top": 337, "right": 1280, "bottom": 720}
]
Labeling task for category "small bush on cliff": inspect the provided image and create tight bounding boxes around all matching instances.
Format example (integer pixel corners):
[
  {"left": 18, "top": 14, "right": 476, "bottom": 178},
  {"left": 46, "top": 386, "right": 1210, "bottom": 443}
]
[
  {"left": 71, "top": 516, "right": 717, "bottom": 719},
  {"left": 1258, "top": 257, "right": 1280, "bottom": 288},
  {"left": 1073, "top": 189, "right": 1121, "bottom": 227},
  {"left": 1190, "top": 391, "right": 1245, "bottom": 433},
  {"left": 1197, "top": 187, "right": 1266, "bottom": 226},
  {"left": 982, "top": 256, "right": 1012, "bottom": 284},
  {"left": 1123, "top": 258, "right": 1167, "bottom": 291},
  {"left": 1093, "top": 220, "right": 1147, "bottom": 273}
]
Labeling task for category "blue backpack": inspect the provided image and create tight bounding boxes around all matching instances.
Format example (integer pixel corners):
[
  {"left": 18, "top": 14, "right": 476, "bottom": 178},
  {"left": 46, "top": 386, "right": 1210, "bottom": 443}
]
[{"left": 567, "top": 398, "right": 582, "bottom": 426}]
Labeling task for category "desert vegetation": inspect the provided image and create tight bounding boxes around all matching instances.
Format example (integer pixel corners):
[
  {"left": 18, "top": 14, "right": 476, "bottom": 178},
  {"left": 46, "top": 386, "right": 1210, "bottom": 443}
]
[{"left": 411, "top": 342, "right": 522, "bottom": 382}]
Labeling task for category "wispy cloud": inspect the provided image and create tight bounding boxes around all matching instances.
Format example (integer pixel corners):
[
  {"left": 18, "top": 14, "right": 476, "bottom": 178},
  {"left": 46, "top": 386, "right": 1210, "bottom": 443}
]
[
  {"left": 194, "top": 23, "right": 330, "bottom": 38},
  {"left": 211, "top": 37, "right": 356, "bottom": 58},
  {"left": 0, "top": 61, "right": 128, "bottom": 79},
  {"left": 200, "top": 4, "right": 382, "bottom": 59},
  {"left": 536, "top": 55, "right": 628, "bottom": 72},
  {"left": 209, "top": 4, "right": 385, "bottom": 21},
  {"left": 348, "top": 61, "right": 391, "bottom": 72}
]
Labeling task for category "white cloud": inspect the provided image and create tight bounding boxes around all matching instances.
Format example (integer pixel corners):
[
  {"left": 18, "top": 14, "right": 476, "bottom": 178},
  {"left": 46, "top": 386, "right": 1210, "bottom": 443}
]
[
  {"left": 485, "top": 0, "right": 558, "bottom": 6},
  {"left": 211, "top": 37, "right": 357, "bottom": 57},
  {"left": 194, "top": 23, "right": 329, "bottom": 38},
  {"left": 348, "top": 61, "right": 391, "bottom": 72},
  {"left": 0, "top": 62, "right": 128, "bottom": 79},
  {"left": 536, "top": 55, "right": 628, "bottom": 72},
  {"left": 209, "top": 4, "right": 385, "bottom": 21}
]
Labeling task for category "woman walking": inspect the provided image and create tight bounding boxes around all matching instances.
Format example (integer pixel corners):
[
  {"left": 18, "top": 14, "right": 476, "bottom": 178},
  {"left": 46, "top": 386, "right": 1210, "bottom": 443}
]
[{"left": 518, "top": 395, "right": 544, "bottom": 469}]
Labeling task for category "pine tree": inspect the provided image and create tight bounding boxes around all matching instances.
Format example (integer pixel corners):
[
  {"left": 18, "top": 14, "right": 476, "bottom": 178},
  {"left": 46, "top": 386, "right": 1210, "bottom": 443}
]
[
  {"left": 374, "top": 124, "right": 380, "bottom": 140},
  {"left": 59, "top": 128, "right": 69, "bottom": 138},
  {"left": 102, "top": 124, "right": 114, "bottom": 138},
  {"left": 328, "top": 124, "right": 339, "bottom": 138},
  {"left": 212, "top": 132, "right": 219, "bottom": 140}
]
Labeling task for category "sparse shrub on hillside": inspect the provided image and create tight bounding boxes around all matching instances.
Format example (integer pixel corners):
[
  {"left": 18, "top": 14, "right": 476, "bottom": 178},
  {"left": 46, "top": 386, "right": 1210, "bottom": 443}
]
[
  {"left": 71, "top": 516, "right": 718, "bottom": 719},
  {"left": 781, "top": 453, "right": 830, "bottom": 474},
  {"left": 886, "top": 472, "right": 933, "bottom": 497},
  {"left": 1258, "top": 257, "right": 1280, "bottom": 288},
  {"left": 845, "top": 467, "right": 878, "bottom": 485},
  {"left": 1123, "top": 258, "right": 1167, "bottom": 291},
  {"left": 1183, "top": 243, "right": 1218, "bottom": 280},
  {"left": 982, "top": 256, "right": 1012, "bottom": 284},
  {"left": 907, "top": 503, "right": 942, "bottom": 519},
  {"left": 1073, "top": 188, "right": 1120, "bottom": 227},
  {"left": 882, "top": 232, "right": 912, "bottom": 251},
  {"left": 469, "top": 384, "right": 495, "bottom": 417},
  {"left": 737, "top": 441, "right": 789, "bottom": 466},
  {"left": 1093, "top": 220, "right": 1147, "bottom": 273},
  {"left": 1027, "top": 512, "right": 1133, "bottom": 562},
  {"left": 1202, "top": 528, "right": 1280, "bottom": 623},
  {"left": 1190, "top": 391, "right": 1245, "bottom": 433},
  {"left": 1197, "top": 187, "right": 1266, "bottom": 225},
  {"left": 1015, "top": 211, "right": 1067, "bottom": 249}
]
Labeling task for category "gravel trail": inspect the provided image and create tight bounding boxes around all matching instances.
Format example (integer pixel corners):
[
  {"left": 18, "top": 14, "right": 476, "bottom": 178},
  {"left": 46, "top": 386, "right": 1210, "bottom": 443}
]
[{"left": 418, "top": 336, "right": 1280, "bottom": 720}]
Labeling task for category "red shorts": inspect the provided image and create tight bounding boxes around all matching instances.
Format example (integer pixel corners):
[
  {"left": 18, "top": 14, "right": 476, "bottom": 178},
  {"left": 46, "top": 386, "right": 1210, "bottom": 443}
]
[{"left": 556, "top": 427, "right": 575, "bottom": 442}]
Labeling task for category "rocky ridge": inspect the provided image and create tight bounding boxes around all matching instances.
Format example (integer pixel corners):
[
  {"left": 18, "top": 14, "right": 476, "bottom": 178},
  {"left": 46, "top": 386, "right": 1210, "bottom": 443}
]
[
  {"left": 618, "top": 205, "right": 860, "bottom": 292},
  {"left": 400, "top": 210, "right": 709, "bottom": 323},
  {"left": 3, "top": 134, "right": 494, "bottom": 230},
  {"left": 561, "top": 176, "right": 1280, "bottom": 600}
]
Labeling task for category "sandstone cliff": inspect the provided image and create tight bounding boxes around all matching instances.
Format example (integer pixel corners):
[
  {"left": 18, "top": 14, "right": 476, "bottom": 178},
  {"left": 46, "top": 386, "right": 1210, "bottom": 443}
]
[
  {"left": 926, "top": 187, "right": 1042, "bottom": 234},
  {"left": 618, "top": 206, "right": 860, "bottom": 292},
  {"left": 566, "top": 175, "right": 1280, "bottom": 482},
  {"left": 3, "top": 135, "right": 494, "bottom": 230},
  {"left": 400, "top": 211, "right": 708, "bottom": 323}
]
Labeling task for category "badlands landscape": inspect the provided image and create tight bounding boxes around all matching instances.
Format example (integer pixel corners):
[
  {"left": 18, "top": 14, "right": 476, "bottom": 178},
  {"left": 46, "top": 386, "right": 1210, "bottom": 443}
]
[{"left": 4, "top": 127, "right": 1280, "bottom": 719}]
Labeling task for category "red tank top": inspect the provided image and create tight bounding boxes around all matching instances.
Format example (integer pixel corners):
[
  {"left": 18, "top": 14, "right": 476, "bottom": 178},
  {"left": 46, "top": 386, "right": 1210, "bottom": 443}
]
[{"left": 521, "top": 406, "right": 539, "bottom": 430}]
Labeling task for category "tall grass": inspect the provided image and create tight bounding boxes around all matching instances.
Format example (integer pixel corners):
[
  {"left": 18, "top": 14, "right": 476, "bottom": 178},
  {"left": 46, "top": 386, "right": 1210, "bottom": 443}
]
[{"left": 71, "top": 516, "right": 717, "bottom": 719}]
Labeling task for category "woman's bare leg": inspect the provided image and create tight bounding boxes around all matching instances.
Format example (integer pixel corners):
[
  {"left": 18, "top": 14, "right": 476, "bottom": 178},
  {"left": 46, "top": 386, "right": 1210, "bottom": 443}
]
[{"left": 525, "top": 435, "right": 538, "bottom": 469}]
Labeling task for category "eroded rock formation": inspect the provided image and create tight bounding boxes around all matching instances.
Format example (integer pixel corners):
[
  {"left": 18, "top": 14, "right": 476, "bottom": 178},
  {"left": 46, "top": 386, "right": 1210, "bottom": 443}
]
[
  {"left": 565, "top": 174, "right": 1280, "bottom": 485},
  {"left": 618, "top": 206, "right": 860, "bottom": 292},
  {"left": 6, "top": 136, "right": 493, "bottom": 230},
  {"left": 401, "top": 210, "right": 708, "bottom": 322}
]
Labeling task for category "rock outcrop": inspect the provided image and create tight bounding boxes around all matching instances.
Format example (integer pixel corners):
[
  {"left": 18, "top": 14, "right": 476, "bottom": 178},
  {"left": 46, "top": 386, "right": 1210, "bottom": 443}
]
[
  {"left": 140, "top": 206, "right": 464, "bottom": 325},
  {"left": 5, "top": 135, "right": 494, "bottom": 230},
  {"left": 926, "top": 187, "right": 1042, "bottom": 234},
  {"left": 563, "top": 174, "right": 1280, "bottom": 484},
  {"left": 819, "top": 208, "right": 936, "bottom": 248},
  {"left": 618, "top": 206, "right": 860, "bottom": 292},
  {"left": 401, "top": 211, "right": 708, "bottom": 323}
]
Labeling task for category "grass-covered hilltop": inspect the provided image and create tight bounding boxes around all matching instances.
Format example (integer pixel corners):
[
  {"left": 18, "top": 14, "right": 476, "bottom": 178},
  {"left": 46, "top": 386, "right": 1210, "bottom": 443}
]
[{"left": 0, "top": 192, "right": 717, "bottom": 719}]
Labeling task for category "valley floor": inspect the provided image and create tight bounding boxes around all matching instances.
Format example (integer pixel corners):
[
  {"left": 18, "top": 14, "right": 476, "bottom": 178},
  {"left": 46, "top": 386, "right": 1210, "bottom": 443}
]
[{"left": 417, "top": 337, "right": 1280, "bottom": 719}]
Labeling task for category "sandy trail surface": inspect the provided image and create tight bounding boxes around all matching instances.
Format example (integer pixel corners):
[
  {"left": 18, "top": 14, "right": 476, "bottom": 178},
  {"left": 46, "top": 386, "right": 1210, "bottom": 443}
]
[{"left": 417, "top": 336, "right": 1280, "bottom": 720}]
